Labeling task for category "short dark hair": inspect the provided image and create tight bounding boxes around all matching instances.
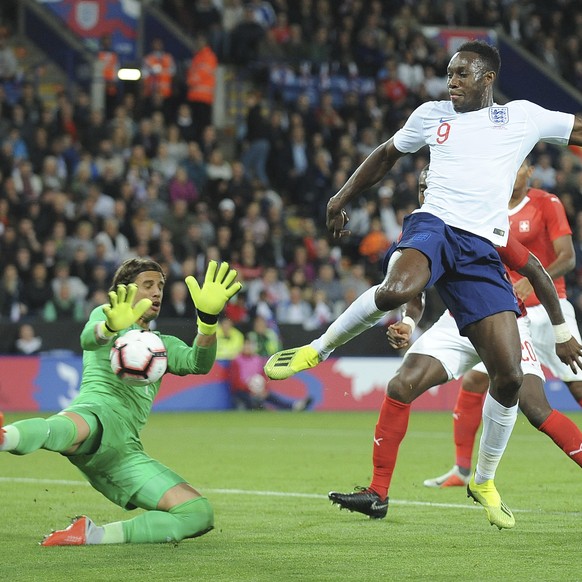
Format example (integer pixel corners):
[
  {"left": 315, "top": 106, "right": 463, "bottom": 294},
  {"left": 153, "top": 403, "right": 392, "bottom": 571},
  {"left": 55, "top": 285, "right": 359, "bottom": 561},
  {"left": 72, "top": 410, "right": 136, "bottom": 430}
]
[
  {"left": 110, "top": 258, "right": 165, "bottom": 291},
  {"left": 457, "top": 40, "right": 500, "bottom": 76}
]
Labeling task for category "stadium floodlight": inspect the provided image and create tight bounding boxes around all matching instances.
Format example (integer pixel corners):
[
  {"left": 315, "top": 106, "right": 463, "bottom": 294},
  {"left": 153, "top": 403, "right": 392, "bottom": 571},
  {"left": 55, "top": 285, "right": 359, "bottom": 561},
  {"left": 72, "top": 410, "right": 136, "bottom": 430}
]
[{"left": 118, "top": 68, "right": 141, "bottom": 81}]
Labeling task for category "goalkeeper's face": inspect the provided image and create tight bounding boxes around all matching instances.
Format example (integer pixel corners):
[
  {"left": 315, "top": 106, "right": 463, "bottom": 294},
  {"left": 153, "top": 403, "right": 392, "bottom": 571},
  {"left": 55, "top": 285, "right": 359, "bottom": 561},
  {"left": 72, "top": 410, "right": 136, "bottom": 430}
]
[{"left": 132, "top": 270, "right": 165, "bottom": 323}]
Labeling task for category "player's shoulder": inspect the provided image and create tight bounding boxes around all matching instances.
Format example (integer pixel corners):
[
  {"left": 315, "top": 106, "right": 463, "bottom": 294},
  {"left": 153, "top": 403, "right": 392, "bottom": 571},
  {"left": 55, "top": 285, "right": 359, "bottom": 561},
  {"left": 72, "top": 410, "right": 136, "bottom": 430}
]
[
  {"left": 412, "top": 100, "right": 452, "bottom": 117},
  {"left": 528, "top": 188, "right": 562, "bottom": 205}
]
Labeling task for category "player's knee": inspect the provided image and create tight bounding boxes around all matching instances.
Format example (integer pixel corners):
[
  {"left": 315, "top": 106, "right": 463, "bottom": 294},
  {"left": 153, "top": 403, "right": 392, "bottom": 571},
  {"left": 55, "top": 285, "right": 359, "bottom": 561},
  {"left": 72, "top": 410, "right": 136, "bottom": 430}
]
[
  {"left": 169, "top": 497, "right": 214, "bottom": 541},
  {"left": 386, "top": 374, "right": 415, "bottom": 404},
  {"left": 490, "top": 368, "right": 522, "bottom": 398}
]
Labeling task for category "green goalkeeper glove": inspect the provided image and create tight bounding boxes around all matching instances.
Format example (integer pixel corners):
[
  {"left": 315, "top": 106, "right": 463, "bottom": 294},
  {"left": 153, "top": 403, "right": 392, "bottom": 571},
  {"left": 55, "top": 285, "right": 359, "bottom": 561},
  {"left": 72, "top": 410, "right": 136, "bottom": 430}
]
[
  {"left": 185, "top": 261, "right": 243, "bottom": 335},
  {"left": 101, "top": 283, "right": 152, "bottom": 336}
]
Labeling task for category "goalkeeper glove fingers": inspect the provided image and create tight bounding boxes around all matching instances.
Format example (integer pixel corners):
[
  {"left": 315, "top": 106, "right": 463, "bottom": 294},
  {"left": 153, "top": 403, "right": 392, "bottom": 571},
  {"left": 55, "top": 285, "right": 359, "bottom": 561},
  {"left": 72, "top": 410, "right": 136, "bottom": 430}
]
[
  {"left": 101, "top": 283, "right": 152, "bottom": 336},
  {"left": 185, "top": 260, "right": 243, "bottom": 335}
]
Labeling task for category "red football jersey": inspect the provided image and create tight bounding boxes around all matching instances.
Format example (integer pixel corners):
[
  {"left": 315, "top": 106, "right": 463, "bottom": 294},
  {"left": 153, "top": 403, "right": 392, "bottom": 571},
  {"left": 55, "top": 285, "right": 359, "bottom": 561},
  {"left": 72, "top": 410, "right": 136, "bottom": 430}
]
[{"left": 507, "top": 188, "right": 571, "bottom": 307}]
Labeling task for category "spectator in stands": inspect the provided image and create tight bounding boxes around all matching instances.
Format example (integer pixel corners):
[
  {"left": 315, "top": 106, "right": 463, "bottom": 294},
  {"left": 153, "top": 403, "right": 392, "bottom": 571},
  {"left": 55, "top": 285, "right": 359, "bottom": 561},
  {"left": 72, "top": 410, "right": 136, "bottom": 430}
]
[
  {"left": 224, "top": 287, "right": 249, "bottom": 324},
  {"left": 275, "top": 285, "right": 313, "bottom": 325},
  {"left": 13, "top": 323, "right": 42, "bottom": 355},
  {"left": 43, "top": 281, "right": 85, "bottom": 322},
  {"left": 161, "top": 199, "right": 195, "bottom": 248},
  {"left": 159, "top": 280, "right": 196, "bottom": 319},
  {"left": 165, "top": 124, "right": 188, "bottom": 164},
  {"left": 51, "top": 261, "right": 88, "bottom": 304},
  {"left": 216, "top": 316, "right": 245, "bottom": 360},
  {"left": 313, "top": 263, "right": 344, "bottom": 306},
  {"left": 168, "top": 166, "right": 199, "bottom": 207},
  {"left": 239, "top": 200, "right": 269, "bottom": 247},
  {"left": 0, "top": 263, "right": 22, "bottom": 321},
  {"left": 180, "top": 140, "right": 208, "bottom": 195},
  {"left": 189, "top": 0, "right": 223, "bottom": 52},
  {"left": 94, "top": 217, "right": 131, "bottom": 264},
  {"left": 228, "top": 4, "right": 265, "bottom": 65},
  {"left": 228, "top": 335, "right": 311, "bottom": 411},
  {"left": 0, "top": 27, "right": 19, "bottom": 81},
  {"left": 247, "top": 314, "right": 281, "bottom": 357},
  {"left": 240, "top": 90, "right": 271, "bottom": 187},
  {"left": 21, "top": 262, "right": 53, "bottom": 319},
  {"left": 12, "top": 159, "right": 43, "bottom": 201},
  {"left": 205, "top": 146, "right": 233, "bottom": 202}
]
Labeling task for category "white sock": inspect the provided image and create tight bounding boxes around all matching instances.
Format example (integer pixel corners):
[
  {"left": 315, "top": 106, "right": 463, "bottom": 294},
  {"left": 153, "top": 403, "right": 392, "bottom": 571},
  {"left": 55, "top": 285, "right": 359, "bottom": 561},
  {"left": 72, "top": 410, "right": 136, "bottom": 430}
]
[
  {"left": 99, "top": 521, "right": 124, "bottom": 544},
  {"left": 475, "top": 392, "right": 518, "bottom": 483},
  {"left": 310, "top": 286, "right": 385, "bottom": 360},
  {"left": 0, "top": 425, "right": 20, "bottom": 452}
]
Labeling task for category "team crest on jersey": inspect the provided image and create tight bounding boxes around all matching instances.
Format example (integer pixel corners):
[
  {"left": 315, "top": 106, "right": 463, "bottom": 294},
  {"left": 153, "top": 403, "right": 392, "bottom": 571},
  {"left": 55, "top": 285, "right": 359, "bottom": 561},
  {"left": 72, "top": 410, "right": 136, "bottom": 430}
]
[
  {"left": 519, "top": 220, "right": 530, "bottom": 233},
  {"left": 489, "top": 107, "right": 509, "bottom": 125}
]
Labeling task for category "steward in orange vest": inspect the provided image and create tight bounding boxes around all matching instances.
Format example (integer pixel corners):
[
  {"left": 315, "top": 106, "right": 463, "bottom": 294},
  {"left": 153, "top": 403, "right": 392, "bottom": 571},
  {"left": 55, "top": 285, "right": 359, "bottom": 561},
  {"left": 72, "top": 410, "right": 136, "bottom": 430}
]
[
  {"left": 187, "top": 36, "right": 218, "bottom": 105},
  {"left": 142, "top": 38, "right": 176, "bottom": 99},
  {"left": 186, "top": 35, "right": 218, "bottom": 139}
]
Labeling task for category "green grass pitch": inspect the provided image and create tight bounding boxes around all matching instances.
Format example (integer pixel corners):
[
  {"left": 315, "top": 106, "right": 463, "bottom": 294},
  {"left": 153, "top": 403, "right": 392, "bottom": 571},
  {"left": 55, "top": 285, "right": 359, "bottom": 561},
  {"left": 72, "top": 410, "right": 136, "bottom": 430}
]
[{"left": 1, "top": 410, "right": 580, "bottom": 581}]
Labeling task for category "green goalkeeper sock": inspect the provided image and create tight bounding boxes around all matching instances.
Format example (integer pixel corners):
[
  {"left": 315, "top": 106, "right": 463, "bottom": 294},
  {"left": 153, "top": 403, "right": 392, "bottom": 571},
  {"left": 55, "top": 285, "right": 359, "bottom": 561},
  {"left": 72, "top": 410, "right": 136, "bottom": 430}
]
[
  {"left": 121, "top": 497, "right": 214, "bottom": 544},
  {"left": 9, "top": 415, "right": 77, "bottom": 455}
]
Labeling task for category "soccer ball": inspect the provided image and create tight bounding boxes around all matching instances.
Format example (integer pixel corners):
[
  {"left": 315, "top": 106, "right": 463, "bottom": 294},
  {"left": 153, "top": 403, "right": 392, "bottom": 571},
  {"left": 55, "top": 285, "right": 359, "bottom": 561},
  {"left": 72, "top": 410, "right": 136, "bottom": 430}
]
[{"left": 110, "top": 329, "right": 167, "bottom": 386}]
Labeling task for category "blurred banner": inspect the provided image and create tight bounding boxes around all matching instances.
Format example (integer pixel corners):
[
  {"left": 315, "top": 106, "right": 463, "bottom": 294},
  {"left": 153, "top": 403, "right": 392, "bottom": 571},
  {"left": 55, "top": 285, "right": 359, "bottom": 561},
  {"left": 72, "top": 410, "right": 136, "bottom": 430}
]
[
  {"left": 1, "top": 354, "right": 579, "bottom": 413},
  {"left": 37, "top": 0, "right": 140, "bottom": 61}
]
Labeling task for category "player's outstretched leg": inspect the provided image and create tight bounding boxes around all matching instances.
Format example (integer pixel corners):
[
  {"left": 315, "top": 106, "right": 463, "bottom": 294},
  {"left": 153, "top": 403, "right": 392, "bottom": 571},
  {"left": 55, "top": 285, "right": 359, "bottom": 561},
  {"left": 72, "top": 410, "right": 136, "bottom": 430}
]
[
  {"left": 423, "top": 465, "right": 471, "bottom": 488},
  {"left": 41, "top": 498, "right": 214, "bottom": 545},
  {"left": 328, "top": 487, "right": 388, "bottom": 519},
  {"left": 466, "top": 474, "right": 515, "bottom": 529},
  {"left": 264, "top": 345, "right": 320, "bottom": 380},
  {"left": 0, "top": 411, "right": 4, "bottom": 446}
]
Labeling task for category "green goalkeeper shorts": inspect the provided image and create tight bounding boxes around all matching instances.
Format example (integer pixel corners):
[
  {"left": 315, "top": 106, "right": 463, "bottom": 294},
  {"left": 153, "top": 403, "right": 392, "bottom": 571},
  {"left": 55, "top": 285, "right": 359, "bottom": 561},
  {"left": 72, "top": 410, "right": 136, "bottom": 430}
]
[{"left": 62, "top": 402, "right": 186, "bottom": 510}]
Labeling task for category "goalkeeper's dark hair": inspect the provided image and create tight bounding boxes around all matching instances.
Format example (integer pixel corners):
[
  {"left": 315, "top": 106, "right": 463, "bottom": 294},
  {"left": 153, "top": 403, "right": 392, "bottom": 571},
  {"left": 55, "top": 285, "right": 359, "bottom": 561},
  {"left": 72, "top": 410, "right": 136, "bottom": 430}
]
[
  {"left": 457, "top": 40, "right": 500, "bottom": 76},
  {"left": 110, "top": 258, "right": 166, "bottom": 291}
]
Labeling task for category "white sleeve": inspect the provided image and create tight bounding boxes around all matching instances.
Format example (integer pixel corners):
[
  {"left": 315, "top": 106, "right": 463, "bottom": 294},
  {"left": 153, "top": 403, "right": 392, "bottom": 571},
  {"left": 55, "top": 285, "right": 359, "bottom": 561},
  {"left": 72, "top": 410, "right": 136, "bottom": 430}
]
[
  {"left": 393, "top": 102, "right": 434, "bottom": 153},
  {"left": 518, "top": 101, "right": 575, "bottom": 145}
]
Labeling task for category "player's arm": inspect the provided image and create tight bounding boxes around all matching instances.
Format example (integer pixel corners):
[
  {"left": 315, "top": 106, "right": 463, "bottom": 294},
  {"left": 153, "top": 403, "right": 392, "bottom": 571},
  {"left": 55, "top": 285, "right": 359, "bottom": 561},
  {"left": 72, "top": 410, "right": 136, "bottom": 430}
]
[
  {"left": 513, "top": 234, "right": 575, "bottom": 301},
  {"left": 516, "top": 253, "right": 582, "bottom": 373},
  {"left": 327, "top": 138, "right": 406, "bottom": 238},
  {"left": 513, "top": 191, "right": 575, "bottom": 301},
  {"left": 386, "top": 292, "right": 425, "bottom": 350},
  {"left": 567, "top": 114, "right": 582, "bottom": 146}
]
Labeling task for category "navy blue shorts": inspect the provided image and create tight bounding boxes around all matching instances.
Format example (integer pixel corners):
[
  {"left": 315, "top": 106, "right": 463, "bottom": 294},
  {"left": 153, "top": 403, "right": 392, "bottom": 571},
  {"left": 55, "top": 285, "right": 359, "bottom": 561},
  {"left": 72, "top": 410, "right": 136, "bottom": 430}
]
[{"left": 382, "top": 212, "right": 519, "bottom": 335}]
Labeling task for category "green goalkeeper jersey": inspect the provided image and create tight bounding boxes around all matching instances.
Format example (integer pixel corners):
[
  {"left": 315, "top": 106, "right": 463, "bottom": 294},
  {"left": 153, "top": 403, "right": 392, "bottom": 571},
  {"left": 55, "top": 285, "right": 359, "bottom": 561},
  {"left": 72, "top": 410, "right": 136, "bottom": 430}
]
[{"left": 74, "top": 306, "right": 216, "bottom": 435}]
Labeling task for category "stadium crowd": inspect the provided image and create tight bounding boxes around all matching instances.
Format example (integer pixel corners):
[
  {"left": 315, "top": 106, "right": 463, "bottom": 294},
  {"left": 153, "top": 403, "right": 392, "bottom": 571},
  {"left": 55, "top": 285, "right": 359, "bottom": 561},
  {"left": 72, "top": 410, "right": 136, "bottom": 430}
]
[{"left": 1, "top": 0, "right": 582, "bottom": 353}]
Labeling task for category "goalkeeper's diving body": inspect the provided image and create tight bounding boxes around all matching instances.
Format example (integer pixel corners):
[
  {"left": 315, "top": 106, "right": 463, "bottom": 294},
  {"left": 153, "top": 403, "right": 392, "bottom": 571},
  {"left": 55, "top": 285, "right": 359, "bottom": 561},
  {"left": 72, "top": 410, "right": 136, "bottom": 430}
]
[{"left": 0, "top": 257, "right": 242, "bottom": 545}]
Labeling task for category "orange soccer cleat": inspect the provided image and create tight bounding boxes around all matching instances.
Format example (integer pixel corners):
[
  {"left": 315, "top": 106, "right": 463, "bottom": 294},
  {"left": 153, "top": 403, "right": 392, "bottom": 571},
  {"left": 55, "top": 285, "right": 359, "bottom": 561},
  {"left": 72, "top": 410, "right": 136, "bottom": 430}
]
[{"left": 41, "top": 516, "right": 94, "bottom": 546}]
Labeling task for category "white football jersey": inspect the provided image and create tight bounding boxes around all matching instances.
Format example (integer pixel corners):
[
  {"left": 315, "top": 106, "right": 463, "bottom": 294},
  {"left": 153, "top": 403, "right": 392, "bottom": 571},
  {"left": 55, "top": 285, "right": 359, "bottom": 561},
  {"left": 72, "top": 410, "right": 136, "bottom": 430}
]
[{"left": 393, "top": 100, "right": 574, "bottom": 245}]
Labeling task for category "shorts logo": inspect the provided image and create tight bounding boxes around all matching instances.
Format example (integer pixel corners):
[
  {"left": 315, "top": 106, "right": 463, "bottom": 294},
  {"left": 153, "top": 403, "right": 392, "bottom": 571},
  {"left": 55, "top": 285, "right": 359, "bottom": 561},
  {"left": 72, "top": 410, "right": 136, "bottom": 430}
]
[
  {"left": 411, "top": 233, "right": 431, "bottom": 242},
  {"left": 519, "top": 220, "right": 530, "bottom": 233},
  {"left": 489, "top": 107, "right": 509, "bottom": 125}
]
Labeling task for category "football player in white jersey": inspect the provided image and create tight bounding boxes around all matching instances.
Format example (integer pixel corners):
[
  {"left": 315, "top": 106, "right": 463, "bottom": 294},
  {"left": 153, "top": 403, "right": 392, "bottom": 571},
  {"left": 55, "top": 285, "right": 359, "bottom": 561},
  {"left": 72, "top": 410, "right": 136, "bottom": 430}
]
[{"left": 265, "top": 40, "right": 582, "bottom": 528}]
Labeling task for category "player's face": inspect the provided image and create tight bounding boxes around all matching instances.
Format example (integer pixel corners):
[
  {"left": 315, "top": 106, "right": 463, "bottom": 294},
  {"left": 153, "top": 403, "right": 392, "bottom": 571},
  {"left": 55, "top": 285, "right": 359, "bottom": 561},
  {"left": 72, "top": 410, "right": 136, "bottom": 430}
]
[
  {"left": 132, "top": 270, "right": 165, "bottom": 322},
  {"left": 447, "top": 51, "right": 494, "bottom": 113}
]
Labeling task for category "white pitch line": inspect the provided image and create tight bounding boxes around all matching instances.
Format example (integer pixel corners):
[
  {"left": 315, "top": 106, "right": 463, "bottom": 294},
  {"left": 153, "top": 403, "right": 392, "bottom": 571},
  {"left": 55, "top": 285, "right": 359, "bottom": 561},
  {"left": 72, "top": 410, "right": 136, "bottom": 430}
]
[{"left": 0, "top": 477, "right": 580, "bottom": 516}]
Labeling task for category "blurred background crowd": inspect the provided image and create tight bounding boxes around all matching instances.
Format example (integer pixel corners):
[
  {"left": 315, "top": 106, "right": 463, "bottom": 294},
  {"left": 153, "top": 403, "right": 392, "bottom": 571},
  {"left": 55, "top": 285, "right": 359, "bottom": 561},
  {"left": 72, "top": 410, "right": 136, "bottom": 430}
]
[{"left": 2, "top": 0, "right": 582, "bottom": 357}]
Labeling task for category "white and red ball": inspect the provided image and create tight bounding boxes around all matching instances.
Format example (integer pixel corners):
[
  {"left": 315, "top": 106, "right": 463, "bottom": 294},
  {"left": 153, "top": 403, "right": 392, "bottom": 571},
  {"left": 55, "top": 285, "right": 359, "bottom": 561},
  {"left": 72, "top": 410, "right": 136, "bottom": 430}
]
[{"left": 110, "top": 329, "right": 167, "bottom": 386}]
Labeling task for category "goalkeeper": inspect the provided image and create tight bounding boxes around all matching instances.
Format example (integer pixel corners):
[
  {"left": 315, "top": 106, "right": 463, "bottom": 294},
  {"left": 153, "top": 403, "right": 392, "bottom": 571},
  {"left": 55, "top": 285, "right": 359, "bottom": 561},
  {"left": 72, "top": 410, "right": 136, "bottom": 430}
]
[{"left": 0, "top": 257, "right": 242, "bottom": 546}]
